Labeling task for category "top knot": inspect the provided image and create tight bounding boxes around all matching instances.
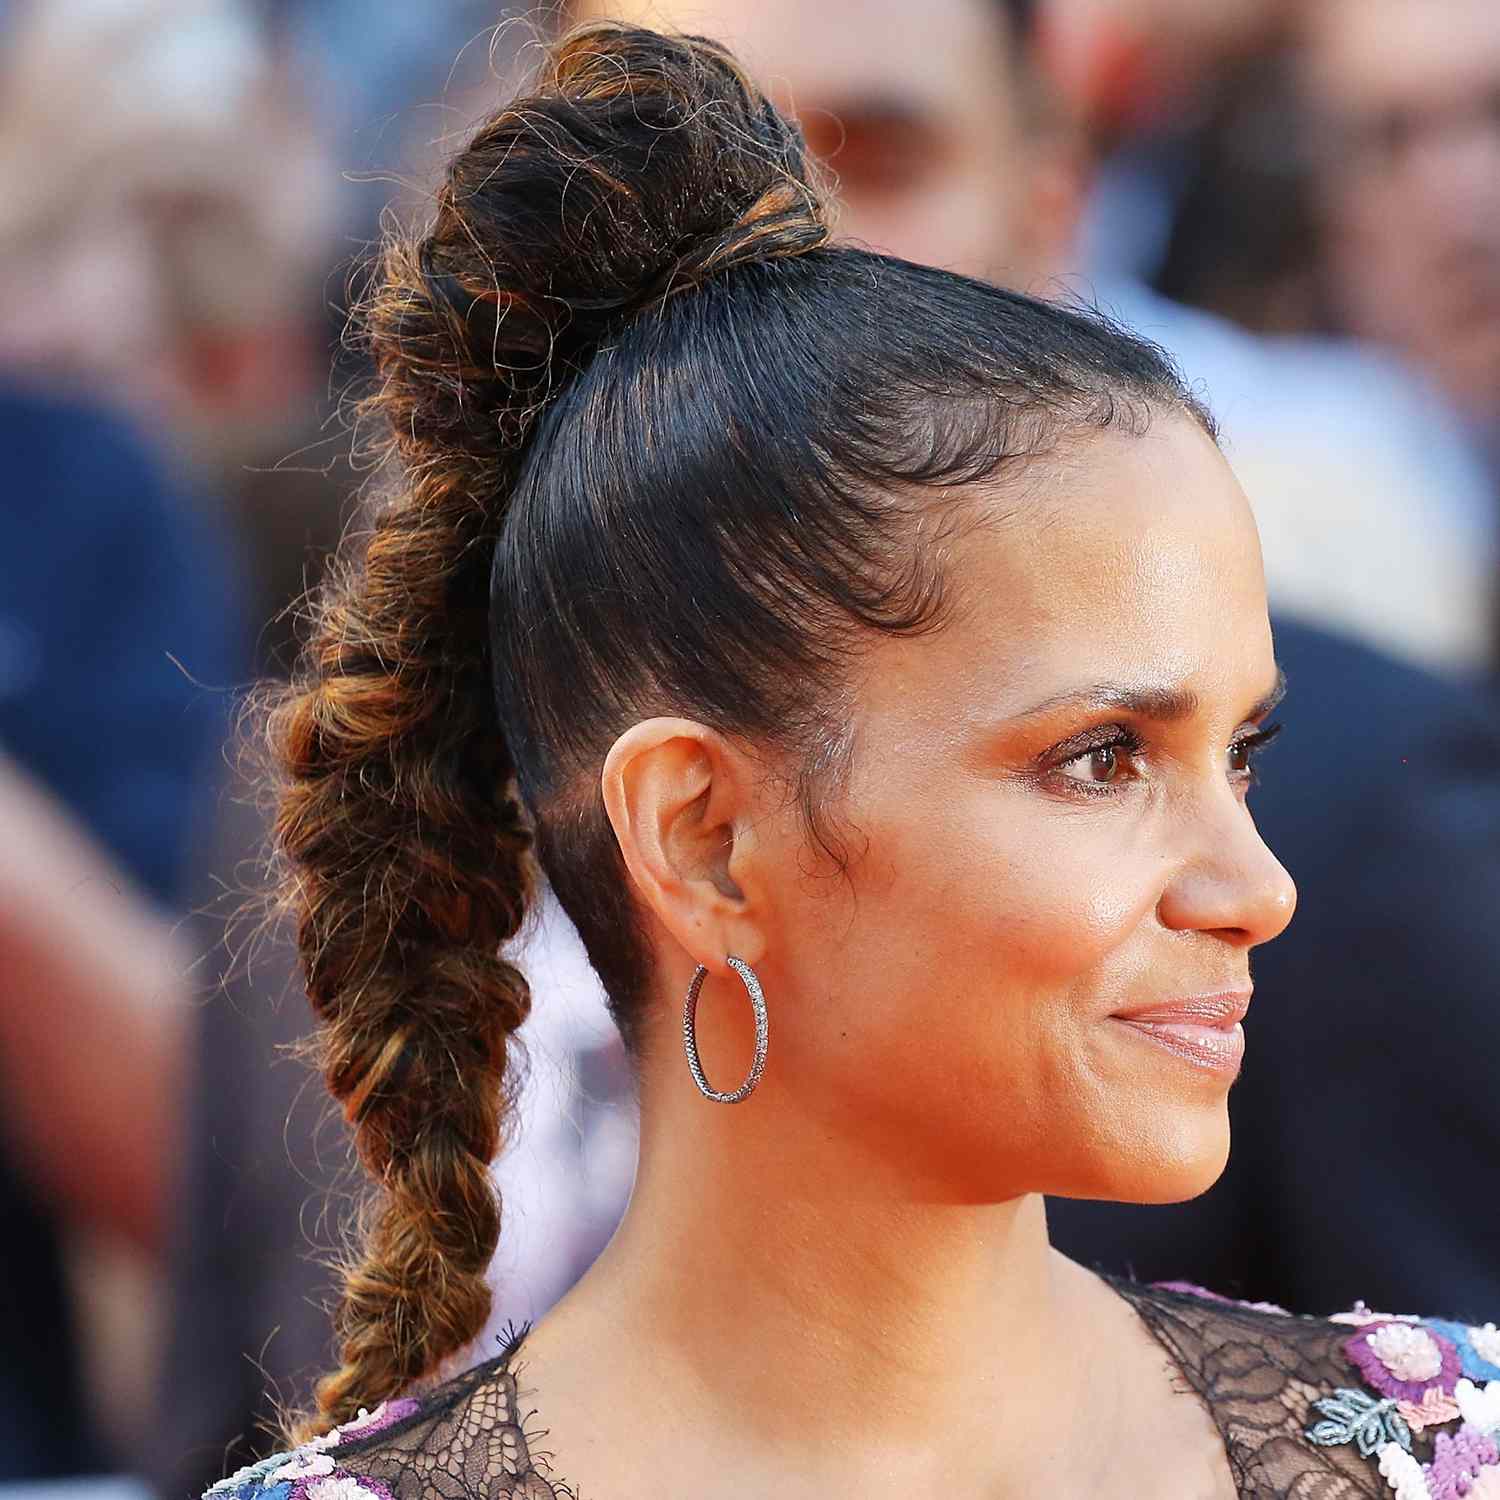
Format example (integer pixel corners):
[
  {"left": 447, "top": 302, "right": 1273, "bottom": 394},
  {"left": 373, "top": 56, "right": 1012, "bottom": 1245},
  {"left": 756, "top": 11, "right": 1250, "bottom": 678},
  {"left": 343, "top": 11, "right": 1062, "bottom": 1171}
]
[
  {"left": 540, "top": 22, "right": 831, "bottom": 314},
  {"left": 597, "top": 172, "right": 831, "bottom": 323},
  {"left": 361, "top": 22, "right": 831, "bottom": 472}
]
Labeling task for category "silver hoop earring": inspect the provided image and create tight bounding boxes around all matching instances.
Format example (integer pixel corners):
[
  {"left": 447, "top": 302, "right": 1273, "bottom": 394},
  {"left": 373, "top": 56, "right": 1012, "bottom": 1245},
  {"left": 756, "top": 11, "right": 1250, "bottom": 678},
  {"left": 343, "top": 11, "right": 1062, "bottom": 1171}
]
[{"left": 682, "top": 955, "right": 768, "bottom": 1103}]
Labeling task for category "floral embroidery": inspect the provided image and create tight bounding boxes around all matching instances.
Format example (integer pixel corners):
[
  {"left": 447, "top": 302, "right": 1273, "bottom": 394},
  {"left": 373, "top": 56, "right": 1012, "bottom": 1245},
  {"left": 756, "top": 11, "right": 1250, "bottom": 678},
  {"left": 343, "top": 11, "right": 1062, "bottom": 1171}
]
[
  {"left": 295, "top": 1474, "right": 397, "bottom": 1500},
  {"left": 1399, "top": 1390, "right": 1464, "bottom": 1433},
  {"left": 1371, "top": 1326, "right": 1448, "bottom": 1383},
  {"left": 327, "top": 1401, "right": 422, "bottom": 1446},
  {"left": 1307, "top": 1388, "right": 1414, "bottom": 1456},
  {"left": 1312, "top": 1306, "right": 1500, "bottom": 1500},
  {"left": 1429, "top": 1322, "right": 1500, "bottom": 1385},
  {"left": 1347, "top": 1322, "right": 1463, "bottom": 1404},
  {"left": 206, "top": 1452, "right": 301, "bottom": 1497},
  {"left": 1369, "top": 1426, "right": 1500, "bottom": 1500},
  {"left": 205, "top": 1398, "right": 424, "bottom": 1500},
  {"left": 274, "top": 1454, "right": 336, "bottom": 1486},
  {"left": 1377, "top": 1441, "right": 1431, "bottom": 1500},
  {"left": 1332, "top": 1303, "right": 1424, "bottom": 1328},
  {"left": 1456, "top": 1380, "right": 1500, "bottom": 1438},
  {"left": 1424, "top": 1425, "right": 1500, "bottom": 1500}
]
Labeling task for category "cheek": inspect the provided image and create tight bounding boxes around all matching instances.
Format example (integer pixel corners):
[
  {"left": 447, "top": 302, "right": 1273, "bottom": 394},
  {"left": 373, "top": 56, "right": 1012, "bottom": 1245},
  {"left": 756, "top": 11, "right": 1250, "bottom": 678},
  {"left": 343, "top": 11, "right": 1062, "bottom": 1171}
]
[{"left": 839, "top": 777, "right": 1156, "bottom": 1016}]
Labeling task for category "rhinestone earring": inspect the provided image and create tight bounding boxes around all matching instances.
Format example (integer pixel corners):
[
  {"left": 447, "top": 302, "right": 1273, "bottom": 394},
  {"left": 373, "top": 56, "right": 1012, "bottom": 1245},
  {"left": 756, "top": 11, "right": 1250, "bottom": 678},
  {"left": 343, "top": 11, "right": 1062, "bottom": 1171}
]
[{"left": 682, "top": 955, "right": 768, "bottom": 1103}]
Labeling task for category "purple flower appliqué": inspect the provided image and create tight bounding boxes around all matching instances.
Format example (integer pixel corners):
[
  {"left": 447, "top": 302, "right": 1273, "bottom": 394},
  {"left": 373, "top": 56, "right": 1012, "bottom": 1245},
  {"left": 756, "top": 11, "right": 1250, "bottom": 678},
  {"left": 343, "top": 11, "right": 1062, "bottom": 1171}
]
[
  {"left": 1424, "top": 1423, "right": 1500, "bottom": 1500},
  {"left": 291, "top": 1472, "right": 398, "bottom": 1500},
  {"left": 1347, "top": 1321, "right": 1463, "bottom": 1405}
]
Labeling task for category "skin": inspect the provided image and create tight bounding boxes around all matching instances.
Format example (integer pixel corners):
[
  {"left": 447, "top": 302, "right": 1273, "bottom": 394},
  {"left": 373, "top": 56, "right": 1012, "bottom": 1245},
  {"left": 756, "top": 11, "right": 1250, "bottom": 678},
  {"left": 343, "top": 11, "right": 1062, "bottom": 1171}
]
[
  {"left": 1303, "top": 0, "right": 1500, "bottom": 423},
  {"left": 516, "top": 413, "right": 1295, "bottom": 1499},
  {"left": 571, "top": 0, "right": 1081, "bottom": 285}
]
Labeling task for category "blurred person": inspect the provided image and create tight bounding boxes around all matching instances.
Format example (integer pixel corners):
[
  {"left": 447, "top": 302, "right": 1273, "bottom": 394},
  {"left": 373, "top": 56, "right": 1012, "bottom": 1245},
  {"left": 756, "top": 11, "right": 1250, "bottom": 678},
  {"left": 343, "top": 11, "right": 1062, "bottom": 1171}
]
[
  {"left": 455, "top": 0, "right": 1500, "bottom": 1340},
  {"left": 203, "top": 27, "right": 1495, "bottom": 1500},
  {"left": 0, "top": 380, "right": 240, "bottom": 1478},
  {"left": 1044, "top": 0, "right": 1296, "bottom": 143},
  {"left": 1302, "top": 0, "right": 1500, "bottom": 449},
  {"left": 0, "top": 754, "right": 192, "bottom": 1476},
  {"left": 0, "top": 381, "right": 239, "bottom": 920},
  {"left": 0, "top": 0, "right": 334, "bottom": 454},
  {"left": 1148, "top": 48, "right": 1330, "bottom": 336}
]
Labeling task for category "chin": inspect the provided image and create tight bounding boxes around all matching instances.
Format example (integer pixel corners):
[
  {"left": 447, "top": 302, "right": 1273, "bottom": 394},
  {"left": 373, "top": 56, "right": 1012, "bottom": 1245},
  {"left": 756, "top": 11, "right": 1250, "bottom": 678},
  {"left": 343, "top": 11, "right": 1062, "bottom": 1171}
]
[
  {"left": 1055, "top": 1103, "right": 1232, "bottom": 1206},
  {"left": 1129, "top": 1108, "right": 1232, "bottom": 1205}
]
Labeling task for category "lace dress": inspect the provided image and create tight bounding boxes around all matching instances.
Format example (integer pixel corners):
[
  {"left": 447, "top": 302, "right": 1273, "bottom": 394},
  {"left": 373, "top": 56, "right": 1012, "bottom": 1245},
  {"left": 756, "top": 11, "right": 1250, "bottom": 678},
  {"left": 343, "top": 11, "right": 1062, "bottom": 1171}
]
[{"left": 204, "top": 1280, "right": 1500, "bottom": 1500}]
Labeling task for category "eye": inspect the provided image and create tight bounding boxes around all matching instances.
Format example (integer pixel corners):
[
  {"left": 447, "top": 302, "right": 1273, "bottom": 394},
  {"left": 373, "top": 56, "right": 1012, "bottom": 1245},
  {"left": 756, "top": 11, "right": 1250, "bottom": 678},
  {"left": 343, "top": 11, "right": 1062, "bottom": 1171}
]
[
  {"left": 1227, "top": 721, "right": 1284, "bottom": 782},
  {"left": 1059, "top": 744, "right": 1122, "bottom": 784},
  {"left": 1054, "top": 732, "right": 1143, "bottom": 792}
]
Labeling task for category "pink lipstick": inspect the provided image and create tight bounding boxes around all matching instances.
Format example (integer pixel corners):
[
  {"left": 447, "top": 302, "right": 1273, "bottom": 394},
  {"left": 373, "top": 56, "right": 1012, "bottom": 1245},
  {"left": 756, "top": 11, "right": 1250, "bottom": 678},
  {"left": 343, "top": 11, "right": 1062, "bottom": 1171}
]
[{"left": 1109, "top": 992, "right": 1250, "bottom": 1076}]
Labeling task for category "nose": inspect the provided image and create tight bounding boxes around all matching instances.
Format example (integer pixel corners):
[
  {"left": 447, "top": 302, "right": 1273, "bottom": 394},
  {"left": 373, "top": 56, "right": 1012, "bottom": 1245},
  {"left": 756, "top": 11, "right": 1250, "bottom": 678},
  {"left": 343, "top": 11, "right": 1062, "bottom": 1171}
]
[{"left": 1156, "top": 793, "right": 1297, "bottom": 948}]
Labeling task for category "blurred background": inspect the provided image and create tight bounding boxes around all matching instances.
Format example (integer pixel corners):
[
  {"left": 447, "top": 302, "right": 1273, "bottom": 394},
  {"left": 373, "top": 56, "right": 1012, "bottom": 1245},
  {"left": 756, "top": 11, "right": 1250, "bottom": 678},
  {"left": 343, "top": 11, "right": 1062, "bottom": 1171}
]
[{"left": 2, "top": 0, "right": 1498, "bottom": 1495}]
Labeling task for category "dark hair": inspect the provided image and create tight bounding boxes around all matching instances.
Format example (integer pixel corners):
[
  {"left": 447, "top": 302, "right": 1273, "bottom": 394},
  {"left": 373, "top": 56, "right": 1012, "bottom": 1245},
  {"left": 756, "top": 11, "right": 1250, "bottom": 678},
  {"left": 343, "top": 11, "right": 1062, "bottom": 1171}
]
[{"left": 269, "top": 19, "right": 1207, "bottom": 1437}]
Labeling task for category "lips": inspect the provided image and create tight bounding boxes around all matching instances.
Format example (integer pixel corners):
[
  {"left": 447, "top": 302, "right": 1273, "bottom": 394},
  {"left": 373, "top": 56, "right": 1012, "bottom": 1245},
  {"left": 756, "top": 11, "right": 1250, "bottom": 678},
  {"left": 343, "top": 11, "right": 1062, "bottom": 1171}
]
[
  {"left": 1109, "top": 992, "right": 1251, "bottom": 1076},
  {"left": 1111, "top": 991, "right": 1251, "bottom": 1028}
]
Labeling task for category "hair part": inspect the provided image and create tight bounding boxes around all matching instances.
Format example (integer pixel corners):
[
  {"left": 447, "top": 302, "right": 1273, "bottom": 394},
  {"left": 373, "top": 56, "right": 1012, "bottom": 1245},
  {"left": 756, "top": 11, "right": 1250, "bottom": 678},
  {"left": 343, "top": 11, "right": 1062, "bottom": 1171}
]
[{"left": 268, "top": 18, "right": 1208, "bottom": 1439}]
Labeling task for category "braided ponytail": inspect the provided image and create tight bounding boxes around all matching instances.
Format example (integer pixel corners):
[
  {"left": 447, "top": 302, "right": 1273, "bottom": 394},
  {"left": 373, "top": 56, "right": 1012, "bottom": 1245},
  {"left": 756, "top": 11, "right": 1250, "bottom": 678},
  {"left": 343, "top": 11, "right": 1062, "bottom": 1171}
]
[
  {"left": 269, "top": 22, "right": 830, "bottom": 1436},
  {"left": 271, "top": 324, "right": 534, "bottom": 1436}
]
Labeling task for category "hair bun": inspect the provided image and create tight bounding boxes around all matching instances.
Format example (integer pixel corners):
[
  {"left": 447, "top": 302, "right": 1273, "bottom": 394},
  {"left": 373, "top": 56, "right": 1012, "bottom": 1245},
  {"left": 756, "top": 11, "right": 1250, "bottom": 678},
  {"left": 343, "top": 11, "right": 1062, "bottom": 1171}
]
[
  {"left": 371, "top": 22, "right": 830, "bottom": 465},
  {"left": 593, "top": 169, "right": 829, "bottom": 322}
]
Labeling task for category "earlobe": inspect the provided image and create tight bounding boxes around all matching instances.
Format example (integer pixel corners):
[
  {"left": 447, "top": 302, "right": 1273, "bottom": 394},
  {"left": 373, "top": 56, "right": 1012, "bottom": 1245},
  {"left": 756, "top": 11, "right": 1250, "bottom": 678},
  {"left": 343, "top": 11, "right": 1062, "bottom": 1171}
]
[{"left": 600, "top": 717, "right": 766, "bottom": 974}]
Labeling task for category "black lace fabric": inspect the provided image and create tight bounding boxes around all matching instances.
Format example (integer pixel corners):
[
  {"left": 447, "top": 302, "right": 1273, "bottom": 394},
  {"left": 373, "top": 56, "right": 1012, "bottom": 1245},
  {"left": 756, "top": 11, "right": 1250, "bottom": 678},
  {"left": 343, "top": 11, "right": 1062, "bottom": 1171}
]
[
  {"left": 304, "top": 1282, "right": 1397, "bottom": 1499},
  {"left": 331, "top": 1333, "right": 568, "bottom": 1499},
  {"left": 1107, "top": 1280, "right": 1383, "bottom": 1497}
]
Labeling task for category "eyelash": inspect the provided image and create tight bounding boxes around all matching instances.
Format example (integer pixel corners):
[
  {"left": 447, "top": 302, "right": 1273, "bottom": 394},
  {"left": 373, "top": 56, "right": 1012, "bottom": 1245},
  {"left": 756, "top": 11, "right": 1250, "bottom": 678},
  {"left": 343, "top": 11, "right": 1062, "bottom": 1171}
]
[{"left": 1048, "top": 721, "right": 1285, "bottom": 801}]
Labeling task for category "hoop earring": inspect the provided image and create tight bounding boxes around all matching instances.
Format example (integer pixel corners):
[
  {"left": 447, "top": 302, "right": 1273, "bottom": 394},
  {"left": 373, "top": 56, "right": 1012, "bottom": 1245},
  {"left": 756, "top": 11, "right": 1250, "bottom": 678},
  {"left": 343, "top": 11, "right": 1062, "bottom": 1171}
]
[{"left": 682, "top": 955, "right": 768, "bottom": 1103}]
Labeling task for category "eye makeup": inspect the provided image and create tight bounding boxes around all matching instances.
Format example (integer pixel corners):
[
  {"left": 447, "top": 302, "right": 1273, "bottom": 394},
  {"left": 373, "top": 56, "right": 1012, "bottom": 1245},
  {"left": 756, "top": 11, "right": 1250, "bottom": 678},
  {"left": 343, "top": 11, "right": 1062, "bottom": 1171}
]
[{"left": 1037, "top": 719, "right": 1285, "bottom": 802}]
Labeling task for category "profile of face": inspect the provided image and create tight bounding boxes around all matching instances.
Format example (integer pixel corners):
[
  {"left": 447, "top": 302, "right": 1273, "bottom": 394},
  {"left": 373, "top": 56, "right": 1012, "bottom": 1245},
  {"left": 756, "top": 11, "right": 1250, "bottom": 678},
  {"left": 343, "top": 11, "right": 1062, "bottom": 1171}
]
[
  {"left": 572, "top": 0, "right": 1079, "bottom": 284},
  {"left": 617, "top": 412, "right": 1294, "bottom": 1207},
  {"left": 1304, "top": 0, "right": 1500, "bottom": 421}
]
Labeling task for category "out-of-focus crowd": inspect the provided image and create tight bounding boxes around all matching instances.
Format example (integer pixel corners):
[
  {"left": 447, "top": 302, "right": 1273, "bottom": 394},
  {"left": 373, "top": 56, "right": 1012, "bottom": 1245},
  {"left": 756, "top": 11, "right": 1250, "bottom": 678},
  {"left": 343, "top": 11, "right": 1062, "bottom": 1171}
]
[{"left": 2, "top": 0, "right": 1499, "bottom": 1495}]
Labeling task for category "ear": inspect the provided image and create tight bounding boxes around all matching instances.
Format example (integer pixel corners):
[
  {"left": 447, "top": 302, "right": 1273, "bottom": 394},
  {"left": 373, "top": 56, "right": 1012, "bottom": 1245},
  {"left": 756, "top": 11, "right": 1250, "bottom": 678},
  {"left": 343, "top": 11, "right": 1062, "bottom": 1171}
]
[{"left": 600, "top": 717, "right": 769, "bottom": 979}]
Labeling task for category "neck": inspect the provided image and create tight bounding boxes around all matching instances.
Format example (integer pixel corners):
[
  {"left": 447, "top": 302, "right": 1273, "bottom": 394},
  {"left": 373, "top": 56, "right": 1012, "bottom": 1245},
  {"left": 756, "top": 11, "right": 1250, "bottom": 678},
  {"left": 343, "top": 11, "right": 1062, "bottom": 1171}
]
[{"left": 540, "top": 1064, "right": 1117, "bottom": 1490}]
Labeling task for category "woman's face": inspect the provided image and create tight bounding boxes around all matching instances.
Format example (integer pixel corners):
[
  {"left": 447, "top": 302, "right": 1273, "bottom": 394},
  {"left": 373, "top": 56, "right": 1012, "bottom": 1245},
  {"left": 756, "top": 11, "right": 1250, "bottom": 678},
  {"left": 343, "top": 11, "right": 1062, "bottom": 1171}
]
[{"left": 751, "top": 412, "right": 1294, "bottom": 1205}]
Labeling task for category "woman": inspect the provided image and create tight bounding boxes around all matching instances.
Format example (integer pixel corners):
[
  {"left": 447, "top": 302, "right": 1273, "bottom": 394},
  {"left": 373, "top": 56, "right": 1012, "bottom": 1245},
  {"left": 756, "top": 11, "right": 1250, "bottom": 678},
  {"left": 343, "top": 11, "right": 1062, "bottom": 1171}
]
[{"left": 214, "top": 22, "right": 1500, "bottom": 1500}]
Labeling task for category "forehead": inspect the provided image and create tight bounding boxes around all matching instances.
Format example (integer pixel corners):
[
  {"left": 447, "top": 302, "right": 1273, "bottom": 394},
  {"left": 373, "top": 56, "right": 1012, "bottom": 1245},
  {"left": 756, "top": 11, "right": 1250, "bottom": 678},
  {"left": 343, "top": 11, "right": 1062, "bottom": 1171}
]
[
  {"left": 867, "top": 418, "right": 1270, "bottom": 721},
  {"left": 578, "top": 0, "right": 1012, "bottom": 123},
  {"left": 1307, "top": 0, "right": 1500, "bottom": 110}
]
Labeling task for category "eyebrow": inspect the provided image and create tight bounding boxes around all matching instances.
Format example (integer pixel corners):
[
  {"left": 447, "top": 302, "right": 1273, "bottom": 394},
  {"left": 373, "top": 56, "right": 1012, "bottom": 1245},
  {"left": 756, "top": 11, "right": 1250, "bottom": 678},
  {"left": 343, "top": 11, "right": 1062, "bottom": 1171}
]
[{"left": 1010, "top": 666, "right": 1287, "bottom": 725}]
